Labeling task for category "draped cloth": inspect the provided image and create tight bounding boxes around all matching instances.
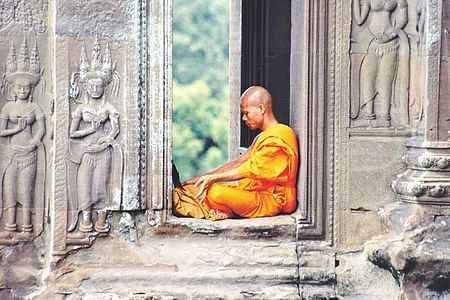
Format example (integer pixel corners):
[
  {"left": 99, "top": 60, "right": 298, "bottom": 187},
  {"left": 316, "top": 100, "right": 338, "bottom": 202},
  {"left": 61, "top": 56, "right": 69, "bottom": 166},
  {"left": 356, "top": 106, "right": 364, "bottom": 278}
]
[
  {"left": 173, "top": 123, "right": 299, "bottom": 219},
  {"left": 0, "top": 143, "right": 45, "bottom": 220},
  {"left": 66, "top": 140, "right": 123, "bottom": 231}
]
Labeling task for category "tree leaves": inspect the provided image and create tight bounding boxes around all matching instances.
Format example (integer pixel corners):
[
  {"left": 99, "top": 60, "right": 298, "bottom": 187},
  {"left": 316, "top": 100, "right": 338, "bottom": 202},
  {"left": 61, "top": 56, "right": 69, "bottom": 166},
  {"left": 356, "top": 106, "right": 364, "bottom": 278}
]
[{"left": 173, "top": 1, "right": 229, "bottom": 181}]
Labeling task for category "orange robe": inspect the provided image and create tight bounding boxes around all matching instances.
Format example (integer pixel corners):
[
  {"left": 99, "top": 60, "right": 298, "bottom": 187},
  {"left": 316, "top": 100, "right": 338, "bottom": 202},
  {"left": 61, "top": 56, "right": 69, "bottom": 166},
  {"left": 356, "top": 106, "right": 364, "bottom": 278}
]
[{"left": 205, "top": 124, "right": 299, "bottom": 218}]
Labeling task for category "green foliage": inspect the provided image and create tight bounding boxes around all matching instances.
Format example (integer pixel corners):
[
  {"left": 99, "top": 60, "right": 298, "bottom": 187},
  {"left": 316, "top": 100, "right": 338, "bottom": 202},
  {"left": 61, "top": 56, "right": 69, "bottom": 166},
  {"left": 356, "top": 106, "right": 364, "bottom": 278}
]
[
  {"left": 173, "top": 0, "right": 229, "bottom": 98},
  {"left": 172, "top": 0, "right": 229, "bottom": 181},
  {"left": 172, "top": 81, "right": 229, "bottom": 181}
]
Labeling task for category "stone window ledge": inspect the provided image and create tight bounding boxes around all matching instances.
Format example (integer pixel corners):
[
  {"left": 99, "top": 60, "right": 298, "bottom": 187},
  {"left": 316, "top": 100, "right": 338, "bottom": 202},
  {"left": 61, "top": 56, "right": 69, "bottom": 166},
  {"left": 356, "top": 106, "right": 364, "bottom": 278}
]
[{"left": 165, "top": 215, "right": 297, "bottom": 240}]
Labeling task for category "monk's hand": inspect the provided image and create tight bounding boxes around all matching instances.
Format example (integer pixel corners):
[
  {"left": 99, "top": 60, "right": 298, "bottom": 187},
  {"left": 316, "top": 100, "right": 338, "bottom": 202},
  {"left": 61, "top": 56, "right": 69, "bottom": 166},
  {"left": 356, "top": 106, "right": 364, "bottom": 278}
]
[
  {"left": 194, "top": 174, "right": 215, "bottom": 203},
  {"left": 183, "top": 176, "right": 200, "bottom": 186}
]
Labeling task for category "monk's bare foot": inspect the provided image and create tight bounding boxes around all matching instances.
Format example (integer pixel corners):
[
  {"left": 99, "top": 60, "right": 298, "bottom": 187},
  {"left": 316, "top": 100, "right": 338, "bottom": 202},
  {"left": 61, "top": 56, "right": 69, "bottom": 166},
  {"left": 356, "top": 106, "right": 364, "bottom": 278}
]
[{"left": 209, "top": 209, "right": 232, "bottom": 220}]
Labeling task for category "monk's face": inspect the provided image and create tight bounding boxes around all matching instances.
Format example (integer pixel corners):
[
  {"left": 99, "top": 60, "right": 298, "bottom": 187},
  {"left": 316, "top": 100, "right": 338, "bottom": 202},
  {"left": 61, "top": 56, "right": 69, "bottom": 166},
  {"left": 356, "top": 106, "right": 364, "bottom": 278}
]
[{"left": 240, "top": 97, "right": 264, "bottom": 130}]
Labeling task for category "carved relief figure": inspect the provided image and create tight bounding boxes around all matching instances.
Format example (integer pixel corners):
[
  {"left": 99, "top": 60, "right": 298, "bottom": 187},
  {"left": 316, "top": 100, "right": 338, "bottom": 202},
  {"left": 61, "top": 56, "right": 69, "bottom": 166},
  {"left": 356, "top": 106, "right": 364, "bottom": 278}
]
[
  {"left": 67, "top": 39, "right": 122, "bottom": 234},
  {"left": 351, "top": 0, "right": 409, "bottom": 128},
  {"left": 0, "top": 37, "right": 45, "bottom": 238}
]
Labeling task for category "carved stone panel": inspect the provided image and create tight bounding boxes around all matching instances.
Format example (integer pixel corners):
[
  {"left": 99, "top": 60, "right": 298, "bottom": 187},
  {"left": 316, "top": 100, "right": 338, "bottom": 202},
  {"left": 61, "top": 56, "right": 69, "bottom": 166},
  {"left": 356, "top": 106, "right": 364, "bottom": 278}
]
[
  {"left": 0, "top": 36, "right": 48, "bottom": 245},
  {"left": 55, "top": 0, "right": 143, "bottom": 212},
  {"left": 350, "top": 0, "right": 411, "bottom": 130},
  {"left": 52, "top": 0, "right": 143, "bottom": 256},
  {"left": 335, "top": 0, "right": 418, "bottom": 250},
  {"left": 0, "top": 0, "right": 50, "bottom": 246},
  {"left": 66, "top": 38, "right": 123, "bottom": 235}
]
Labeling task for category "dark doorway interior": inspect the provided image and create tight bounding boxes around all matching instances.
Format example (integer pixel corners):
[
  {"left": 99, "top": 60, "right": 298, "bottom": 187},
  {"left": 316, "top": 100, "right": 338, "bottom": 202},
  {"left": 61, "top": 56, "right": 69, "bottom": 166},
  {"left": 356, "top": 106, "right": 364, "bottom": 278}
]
[{"left": 240, "top": 0, "right": 292, "bottom": 147}]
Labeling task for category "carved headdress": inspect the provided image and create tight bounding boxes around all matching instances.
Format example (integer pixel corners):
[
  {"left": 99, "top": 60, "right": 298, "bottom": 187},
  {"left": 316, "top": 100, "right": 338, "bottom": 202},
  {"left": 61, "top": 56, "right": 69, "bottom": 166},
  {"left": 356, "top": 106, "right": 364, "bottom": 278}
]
[
  {"left": 79, "top": 38, "right": 114, "bottom": 84},
  {"left": 70, "top": 37, "right": 119, "bottom": 101},
  {"left": 4, "top": 36, "right": 41, "bottom": 85}
]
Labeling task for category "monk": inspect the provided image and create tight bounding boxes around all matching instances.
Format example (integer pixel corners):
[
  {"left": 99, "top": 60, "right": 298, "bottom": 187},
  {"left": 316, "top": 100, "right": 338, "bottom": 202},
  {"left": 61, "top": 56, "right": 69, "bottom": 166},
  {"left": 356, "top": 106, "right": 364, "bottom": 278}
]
[{"left": 175, "top": 86, "right": 299, "bottom": 220}]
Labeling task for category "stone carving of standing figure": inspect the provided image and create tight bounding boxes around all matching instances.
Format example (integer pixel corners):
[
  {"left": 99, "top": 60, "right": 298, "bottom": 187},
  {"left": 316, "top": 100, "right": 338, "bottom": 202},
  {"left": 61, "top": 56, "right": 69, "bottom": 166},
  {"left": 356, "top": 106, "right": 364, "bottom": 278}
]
[
  {"left": 67, "top": 39, "right": 122, "bottom": 233},
  {"left": 351, "top": 0, "right": 409, "bottom": 128},
  {"left": 0, "top": 37, "right": 45, "bottom": 238}
]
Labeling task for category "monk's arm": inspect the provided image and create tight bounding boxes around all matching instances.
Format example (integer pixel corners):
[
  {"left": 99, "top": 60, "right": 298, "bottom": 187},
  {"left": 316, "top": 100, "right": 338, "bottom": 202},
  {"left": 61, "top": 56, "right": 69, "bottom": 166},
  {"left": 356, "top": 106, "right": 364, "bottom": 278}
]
[
  {"left": 184, "top": 142, "right": 254, "bottom": 185},
  {"left": 194, "top": 167, "right": 245, "bottom": 202}
]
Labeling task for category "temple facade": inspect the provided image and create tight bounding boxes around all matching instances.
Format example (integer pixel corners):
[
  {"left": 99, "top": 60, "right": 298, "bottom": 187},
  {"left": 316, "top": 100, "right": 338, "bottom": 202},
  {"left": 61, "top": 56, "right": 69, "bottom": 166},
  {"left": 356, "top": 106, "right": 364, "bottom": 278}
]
[{"left": 1, "top": 0, "right": 450, "bottom": 299}]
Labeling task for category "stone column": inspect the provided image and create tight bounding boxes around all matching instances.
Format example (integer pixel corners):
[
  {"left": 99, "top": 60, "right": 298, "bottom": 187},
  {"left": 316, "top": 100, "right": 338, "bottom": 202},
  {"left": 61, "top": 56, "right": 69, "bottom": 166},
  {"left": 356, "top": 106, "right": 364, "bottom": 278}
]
[
  {"left": 369, "top": 2, "right": 450, "bottom": 298},
  {"left": 392, "top": 0, "right": 450, "bottom": 204},
  {"left": 229, "top": 0, "right": 242, "bottom": 160}
]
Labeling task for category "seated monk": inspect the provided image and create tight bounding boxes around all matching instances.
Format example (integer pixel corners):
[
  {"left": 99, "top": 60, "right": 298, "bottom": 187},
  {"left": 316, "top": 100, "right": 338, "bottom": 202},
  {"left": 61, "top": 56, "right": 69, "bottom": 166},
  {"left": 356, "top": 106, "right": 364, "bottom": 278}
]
[{"left": 173, "top": 86, "right": 299, "bottom": 220}]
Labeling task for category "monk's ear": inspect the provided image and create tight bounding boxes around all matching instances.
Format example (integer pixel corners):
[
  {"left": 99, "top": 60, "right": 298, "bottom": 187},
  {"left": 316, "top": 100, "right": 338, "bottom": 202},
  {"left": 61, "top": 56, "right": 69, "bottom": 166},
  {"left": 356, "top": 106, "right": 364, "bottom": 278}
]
[{"left": 259, "top": 104, "right": 265, "bottom": 114}]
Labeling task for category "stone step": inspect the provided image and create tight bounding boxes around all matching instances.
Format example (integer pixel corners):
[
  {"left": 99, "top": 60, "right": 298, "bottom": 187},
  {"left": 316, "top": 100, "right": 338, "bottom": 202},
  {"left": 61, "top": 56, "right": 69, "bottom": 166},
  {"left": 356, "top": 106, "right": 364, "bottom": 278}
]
[
  {"left": 299, "top": 285, "right": 337, "bottom": 300},
  {"left": 299, "top": 267, "right": 336, "bottom": 286},
  {"left": 64, "top": 284, "right": 300, "bottom": 300},
  {"left": 59, "top": 266, "right": 298, "bottom": 289},
  {"left": 162, "top": 215, "right": 296, "bottom": 241},
  {"left": 50, "top": 234, "right": 300, "bottom": 299},
  {"left": 297, "top": 247, "right": 336, "bottom": 291}
]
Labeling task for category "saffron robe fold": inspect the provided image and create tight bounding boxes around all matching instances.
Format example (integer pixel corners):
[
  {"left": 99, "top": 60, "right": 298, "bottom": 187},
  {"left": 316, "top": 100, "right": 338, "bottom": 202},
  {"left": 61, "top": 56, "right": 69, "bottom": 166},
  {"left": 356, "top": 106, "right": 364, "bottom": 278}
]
[
  {"left": 173, "top": 123, "right": 299, "bottom": 219},
  {"left": 205, "top": 123, "right": 299, "bottom": 218}
]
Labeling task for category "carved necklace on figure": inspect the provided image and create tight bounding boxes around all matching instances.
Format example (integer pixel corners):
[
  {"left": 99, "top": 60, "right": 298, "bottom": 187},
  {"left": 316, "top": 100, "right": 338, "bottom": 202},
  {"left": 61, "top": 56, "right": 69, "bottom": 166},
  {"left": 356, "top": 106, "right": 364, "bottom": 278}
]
[
  {"left": 80, "top": 105, "right": 109, "bottom": 124},
  {"left": 371, "top": 0, "right": 397, "bottom": 12},
  {"left": 9, "top": 102, "right": 38, "bottom": 126}
]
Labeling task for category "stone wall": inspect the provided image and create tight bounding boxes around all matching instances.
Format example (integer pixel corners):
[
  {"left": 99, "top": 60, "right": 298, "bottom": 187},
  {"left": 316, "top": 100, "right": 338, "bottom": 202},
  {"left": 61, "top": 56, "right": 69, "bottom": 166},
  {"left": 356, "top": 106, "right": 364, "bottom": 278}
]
[
  {"left": 0, "top": 0, "right": 171, "bottom": 296},
  {"left": 1, "top": 0, "right": 450, "bottom": 299}
]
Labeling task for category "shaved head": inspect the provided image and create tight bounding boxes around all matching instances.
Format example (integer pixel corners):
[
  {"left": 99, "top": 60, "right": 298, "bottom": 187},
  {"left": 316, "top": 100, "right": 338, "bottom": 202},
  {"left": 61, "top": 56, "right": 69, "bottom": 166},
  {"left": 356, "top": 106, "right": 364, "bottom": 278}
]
[
  {"left": 240, "top": 86, "right": 272, "bottom": 108},
  {"left": 240, "top": 86, "right": 278, "bottom": 131}
]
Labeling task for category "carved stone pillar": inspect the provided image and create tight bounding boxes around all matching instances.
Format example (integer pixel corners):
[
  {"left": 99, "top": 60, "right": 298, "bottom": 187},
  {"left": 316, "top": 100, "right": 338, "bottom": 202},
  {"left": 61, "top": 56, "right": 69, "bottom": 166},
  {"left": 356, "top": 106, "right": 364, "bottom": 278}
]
[
  {"left": 392, "top": 0, "right": 450, "bottom": 204},
  {"left": 368, "top": 2, "right": 450, "bottom": 298}
]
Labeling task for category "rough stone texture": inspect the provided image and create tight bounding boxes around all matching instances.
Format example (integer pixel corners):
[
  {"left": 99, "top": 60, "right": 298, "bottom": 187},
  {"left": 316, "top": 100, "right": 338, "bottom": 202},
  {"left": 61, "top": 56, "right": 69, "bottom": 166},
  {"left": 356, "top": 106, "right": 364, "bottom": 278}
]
[
  {"left": 298, "top": 247, "right": 337, "bottom": 300},
  {"left": 166, "top": 215, "right": 296, "bottom": 240},
  {"left": 335, "top": 250, "right": 399, "bottom": 299},
  {"left": 0, "top": 235, "right": 46, "bottom": 298},
  {"left": 364, "top": 202, "right": 450, "bottom": 299},
  {"left": 42, "top": 216, "right": 300, "bottom": 300},
  {"left": 55, "top": 0, "right": 137, "bottom": 40},
  {"left": 342, "top": 136, "right": 407, "bottom": 249}
]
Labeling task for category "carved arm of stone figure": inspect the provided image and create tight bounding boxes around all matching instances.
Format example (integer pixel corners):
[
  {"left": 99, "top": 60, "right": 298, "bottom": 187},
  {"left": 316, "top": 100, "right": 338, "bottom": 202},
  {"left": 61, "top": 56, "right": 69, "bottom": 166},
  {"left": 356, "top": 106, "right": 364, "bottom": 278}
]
[
  {"left": 97, "top": 111, "right": 119, "bottom": 146},
  {"left": 69, "top": 110, "right": 98, "bottom": 139},
  {"left": 0, "top": 115, "right": 26, "bottom": 137},
  {"left": 15, "top": 117, "right": 45, "bottom": 155},
  {"left": 394, "top": 0, "right": 409, "bottom": 30},
  {"left": 30, "top": 117, "right": 45, "bottom": 147},
  {"left": 0, "top": 114, "right": 45, "bottom": 155},
  {"left": 375, "top": 0, "right": 408, "bottom": 43},
  {"left": 353, "top": 0, "right": 370, "bottom": 26}
]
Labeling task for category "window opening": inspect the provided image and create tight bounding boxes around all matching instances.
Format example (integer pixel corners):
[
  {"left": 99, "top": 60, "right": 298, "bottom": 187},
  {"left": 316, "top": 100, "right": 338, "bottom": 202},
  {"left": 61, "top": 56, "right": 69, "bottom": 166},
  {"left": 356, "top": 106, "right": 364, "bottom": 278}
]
[{"left": 172, "top": 0, "right": 230, "bottom": 182}]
